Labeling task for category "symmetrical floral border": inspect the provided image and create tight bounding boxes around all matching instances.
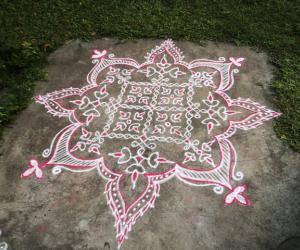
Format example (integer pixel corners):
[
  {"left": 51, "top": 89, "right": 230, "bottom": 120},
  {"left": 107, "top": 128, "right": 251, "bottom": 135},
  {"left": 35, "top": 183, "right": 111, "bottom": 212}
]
[{"left": 21, "top": 40, "right": 280, "bottom": 248}]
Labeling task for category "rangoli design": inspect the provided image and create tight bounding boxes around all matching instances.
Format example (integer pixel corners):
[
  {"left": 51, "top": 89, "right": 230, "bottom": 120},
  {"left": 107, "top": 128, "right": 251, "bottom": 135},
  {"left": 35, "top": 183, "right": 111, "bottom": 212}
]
[{"left": 21, "top": 40, "right": 280, "bottom": 248}]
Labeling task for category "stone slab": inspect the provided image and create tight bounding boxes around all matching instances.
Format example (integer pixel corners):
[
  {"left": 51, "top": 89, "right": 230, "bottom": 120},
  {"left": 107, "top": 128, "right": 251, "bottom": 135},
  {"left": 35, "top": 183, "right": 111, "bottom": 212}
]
[{"left": 0, "top": 39, "right": 299, "bottom": 250}]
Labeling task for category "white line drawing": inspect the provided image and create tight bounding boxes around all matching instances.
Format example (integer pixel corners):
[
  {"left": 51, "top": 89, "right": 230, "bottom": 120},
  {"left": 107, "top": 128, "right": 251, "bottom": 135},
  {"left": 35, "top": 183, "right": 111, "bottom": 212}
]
[{"left": 21, "top": 40, "right": 280, "bottom": 248}]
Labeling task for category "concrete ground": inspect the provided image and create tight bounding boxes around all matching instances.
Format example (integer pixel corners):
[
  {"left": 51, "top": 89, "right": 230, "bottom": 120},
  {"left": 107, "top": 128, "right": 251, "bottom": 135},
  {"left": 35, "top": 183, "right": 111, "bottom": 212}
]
[{"left": 0, "top": 39, "right": 299, "bottom": 250}]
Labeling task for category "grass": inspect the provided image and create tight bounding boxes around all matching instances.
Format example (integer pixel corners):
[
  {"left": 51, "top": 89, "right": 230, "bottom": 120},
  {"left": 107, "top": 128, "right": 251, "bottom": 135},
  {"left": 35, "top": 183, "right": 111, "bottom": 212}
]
[{"left": 0, "top": 0, "right": 299, "bottom": 151}]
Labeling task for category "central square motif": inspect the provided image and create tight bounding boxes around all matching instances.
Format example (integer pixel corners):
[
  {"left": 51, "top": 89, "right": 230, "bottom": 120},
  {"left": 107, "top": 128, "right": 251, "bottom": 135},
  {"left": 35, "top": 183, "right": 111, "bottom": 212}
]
[{"left": 107, "top": 77, "right": 191, "bottom": 144}]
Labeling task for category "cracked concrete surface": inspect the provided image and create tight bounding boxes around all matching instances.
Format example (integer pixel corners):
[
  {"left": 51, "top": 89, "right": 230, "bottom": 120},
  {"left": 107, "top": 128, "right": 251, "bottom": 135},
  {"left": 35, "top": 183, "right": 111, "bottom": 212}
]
[{"left": 0, "top": 39, "right": 299, "bottom": 250}]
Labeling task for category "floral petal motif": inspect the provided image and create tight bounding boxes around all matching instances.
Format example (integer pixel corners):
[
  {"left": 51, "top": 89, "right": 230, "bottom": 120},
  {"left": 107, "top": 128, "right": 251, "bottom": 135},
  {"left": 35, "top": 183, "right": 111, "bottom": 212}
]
[
  {"left": 91, "top": 49, "right": 107, "bottom": 59},
  {"left": 21, "top": 159, "right": 44, "bottom": 179},
  {"left": 98, "top": 159, "right": 176, "bottom": 248},
  {"left": 230, "top": 98, "right": 280, "bottom": 130},
  {"left": 217, "top": 94, "right": 281, "bottom": 139},
  {"left": 224, "top": 185, "right": 250, "bottom": 206},
  {"left": 35, "top": 88, "right": 83, "bottom": 117}
]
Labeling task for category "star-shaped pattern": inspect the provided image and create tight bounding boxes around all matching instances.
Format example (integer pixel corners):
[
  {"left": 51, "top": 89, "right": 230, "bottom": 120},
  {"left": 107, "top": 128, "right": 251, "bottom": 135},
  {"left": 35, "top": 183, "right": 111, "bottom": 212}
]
[{"left": 21, "top": 40, "right": 280, "bottom": 248}]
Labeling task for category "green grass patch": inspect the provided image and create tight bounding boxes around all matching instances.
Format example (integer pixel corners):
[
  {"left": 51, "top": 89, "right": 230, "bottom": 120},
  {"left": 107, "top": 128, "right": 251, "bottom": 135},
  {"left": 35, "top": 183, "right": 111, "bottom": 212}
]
[
  {"left": 0, "top": 0, "right": 299, "bottom": 150},
  {"left": 0, "top": 42, "right": 46, "bottom": 131}
]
